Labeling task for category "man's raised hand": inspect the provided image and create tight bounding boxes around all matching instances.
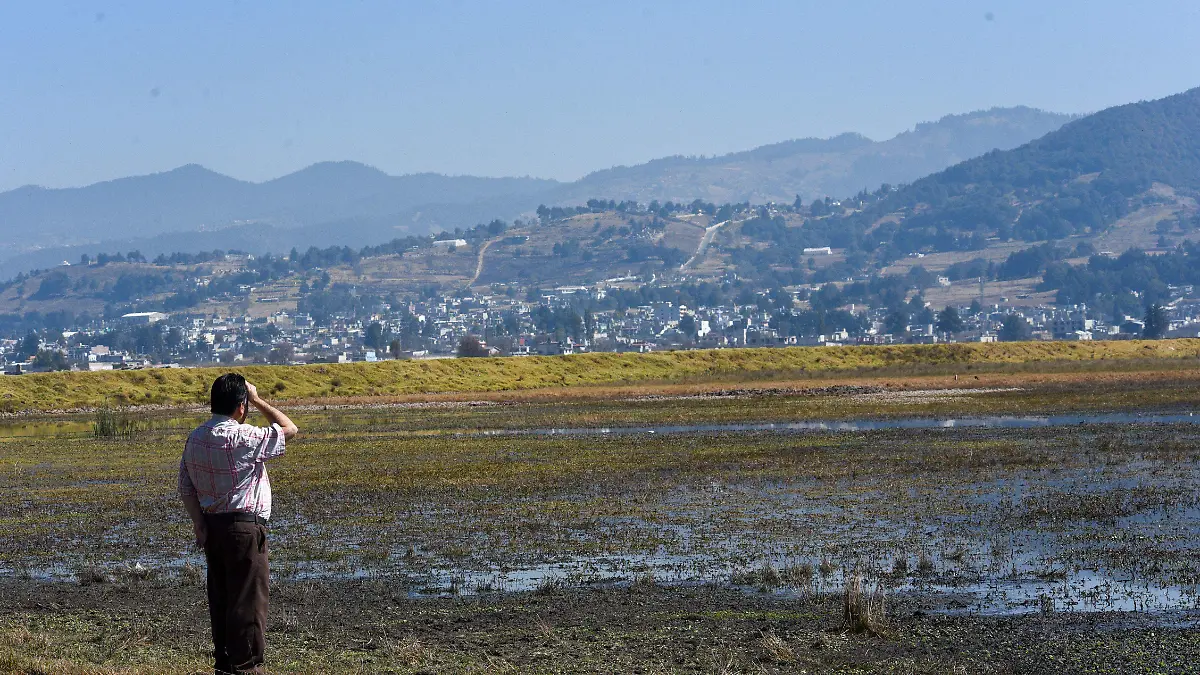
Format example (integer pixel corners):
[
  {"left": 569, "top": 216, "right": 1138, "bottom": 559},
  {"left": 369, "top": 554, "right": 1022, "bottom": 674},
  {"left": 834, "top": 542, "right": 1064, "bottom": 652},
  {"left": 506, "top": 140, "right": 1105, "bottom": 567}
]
[{"left": 245, "top": 381, "right": 260, "bottom": 403}]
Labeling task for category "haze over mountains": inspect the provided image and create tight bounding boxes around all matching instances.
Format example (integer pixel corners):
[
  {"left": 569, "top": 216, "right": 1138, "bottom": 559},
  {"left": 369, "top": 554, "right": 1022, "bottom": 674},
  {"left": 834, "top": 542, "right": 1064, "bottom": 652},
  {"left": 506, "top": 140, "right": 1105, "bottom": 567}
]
[{"left": 0, "top": 106, "right": 1072, "bottom": 278}]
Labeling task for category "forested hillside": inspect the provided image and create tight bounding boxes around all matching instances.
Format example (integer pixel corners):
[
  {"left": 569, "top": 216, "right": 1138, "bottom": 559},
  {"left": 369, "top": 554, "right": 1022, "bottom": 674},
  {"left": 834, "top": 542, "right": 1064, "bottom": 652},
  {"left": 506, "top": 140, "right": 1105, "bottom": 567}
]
[{"left": 815, "top": 87, "right": 1200, "bottom": 257}]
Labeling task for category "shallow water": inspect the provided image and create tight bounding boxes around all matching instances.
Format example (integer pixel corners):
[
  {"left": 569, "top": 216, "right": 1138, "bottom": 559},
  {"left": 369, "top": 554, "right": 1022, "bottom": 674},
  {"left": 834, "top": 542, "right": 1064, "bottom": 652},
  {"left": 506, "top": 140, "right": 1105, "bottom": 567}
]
[
  {"left": 469, "top": 412, "right": 1200, "bottom": 437},
  {"left": 2, "top": 410, "right": 1194, "bottom": 440},
  {"left": 5, "top": 410, "right": 1198, "bottom": 620}
]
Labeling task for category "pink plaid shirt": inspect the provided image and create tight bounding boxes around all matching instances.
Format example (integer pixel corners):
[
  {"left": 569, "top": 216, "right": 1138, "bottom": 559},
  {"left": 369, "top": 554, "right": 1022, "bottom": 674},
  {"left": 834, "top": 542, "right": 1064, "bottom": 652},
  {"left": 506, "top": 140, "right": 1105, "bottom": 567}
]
[{"left": 178, "top": 415, "right": 287, "bottom": 520}]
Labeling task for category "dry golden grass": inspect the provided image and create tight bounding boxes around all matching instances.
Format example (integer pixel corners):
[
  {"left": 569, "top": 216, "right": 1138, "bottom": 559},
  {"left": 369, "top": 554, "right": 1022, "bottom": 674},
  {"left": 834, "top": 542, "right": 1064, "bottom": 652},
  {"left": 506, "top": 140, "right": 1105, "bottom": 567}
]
[
  {"left": 0, "top": 339, "right": 1197, "bottom": 413},
  {"left": 842, "top": 570, "right": 887, "bottom": 635}
]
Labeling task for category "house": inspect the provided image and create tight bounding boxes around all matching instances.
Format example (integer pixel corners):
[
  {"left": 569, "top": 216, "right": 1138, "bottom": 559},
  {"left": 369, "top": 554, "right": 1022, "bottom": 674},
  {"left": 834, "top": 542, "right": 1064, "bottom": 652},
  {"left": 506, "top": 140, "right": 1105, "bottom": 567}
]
[
  {"left": 1051, "top": 315, "right": 1095, "bottom": 338},
  {"left": 121, "top": 312, "right": 168, "bottom": 325},
  {"left": 1119, "top": 319, "right": 1145, "bottom": 335}
]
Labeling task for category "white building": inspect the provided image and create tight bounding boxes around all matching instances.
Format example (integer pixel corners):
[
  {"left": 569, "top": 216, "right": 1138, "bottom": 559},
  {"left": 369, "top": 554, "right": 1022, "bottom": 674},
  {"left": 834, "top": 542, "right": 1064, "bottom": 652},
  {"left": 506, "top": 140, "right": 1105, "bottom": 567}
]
[{"left": 121, "top": 312, "right": 168, "bottom": 325}]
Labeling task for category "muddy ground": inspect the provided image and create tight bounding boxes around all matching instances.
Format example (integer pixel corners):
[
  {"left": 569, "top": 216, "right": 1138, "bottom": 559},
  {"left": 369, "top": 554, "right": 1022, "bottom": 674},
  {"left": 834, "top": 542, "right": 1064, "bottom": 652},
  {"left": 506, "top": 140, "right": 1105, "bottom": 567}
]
[
  {"left": 3, "top": 577, "right": 1198, "bottom": 674},
  {"left": 2, "top": 374, "right": 1199, "bottom": 673}
]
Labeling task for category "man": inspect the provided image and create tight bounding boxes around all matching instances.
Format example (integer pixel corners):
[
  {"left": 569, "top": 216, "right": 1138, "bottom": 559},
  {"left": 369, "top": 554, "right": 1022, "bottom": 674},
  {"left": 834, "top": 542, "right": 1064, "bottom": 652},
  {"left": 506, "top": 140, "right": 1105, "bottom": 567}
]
[{"left": 179, "top": 373, "right": 299, "bottom": 675}]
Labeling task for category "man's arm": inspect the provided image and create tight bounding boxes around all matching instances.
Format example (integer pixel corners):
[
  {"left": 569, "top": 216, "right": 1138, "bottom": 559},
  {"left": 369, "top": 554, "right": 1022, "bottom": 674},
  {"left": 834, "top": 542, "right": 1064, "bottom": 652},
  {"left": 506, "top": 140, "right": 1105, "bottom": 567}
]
[
  {"left": 178, "top": 457, "right": 206, "bottom": 547},
  {"left": 246, "top": 382, "right": 299, "bottom": 438},
  {"left": 180, "top": 491, "right": 207, "bottom": 548}
]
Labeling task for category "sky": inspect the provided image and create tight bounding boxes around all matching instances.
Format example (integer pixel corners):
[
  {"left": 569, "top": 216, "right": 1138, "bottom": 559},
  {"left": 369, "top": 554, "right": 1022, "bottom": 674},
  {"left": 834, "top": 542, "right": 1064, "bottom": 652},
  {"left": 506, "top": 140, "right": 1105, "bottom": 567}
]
[{"left": 3, "top": 1, "right": 1200, "bottom": 192}]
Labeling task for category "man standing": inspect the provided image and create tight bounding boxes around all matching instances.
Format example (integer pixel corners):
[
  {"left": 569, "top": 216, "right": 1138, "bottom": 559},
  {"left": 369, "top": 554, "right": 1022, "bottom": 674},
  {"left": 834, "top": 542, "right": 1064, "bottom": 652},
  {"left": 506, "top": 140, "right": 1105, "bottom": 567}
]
[{"left": 179, "top": 374, "right": 299, "bottom": 674}]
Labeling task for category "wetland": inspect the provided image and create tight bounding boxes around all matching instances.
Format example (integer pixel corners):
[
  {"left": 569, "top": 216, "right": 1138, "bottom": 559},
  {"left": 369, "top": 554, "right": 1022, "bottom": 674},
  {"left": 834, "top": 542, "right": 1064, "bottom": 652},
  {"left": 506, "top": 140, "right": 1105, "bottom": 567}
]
[{"left": 2, "top": 366, "right": 1199, "bottom": 673}]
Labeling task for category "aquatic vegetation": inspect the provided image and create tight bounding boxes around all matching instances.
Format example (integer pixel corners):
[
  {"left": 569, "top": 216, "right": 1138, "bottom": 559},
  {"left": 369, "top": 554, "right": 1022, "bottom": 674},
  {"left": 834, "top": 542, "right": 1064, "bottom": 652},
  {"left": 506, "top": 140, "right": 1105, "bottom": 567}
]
[{"left": 91, "top": 406, "right": 141, "bottom": 440}]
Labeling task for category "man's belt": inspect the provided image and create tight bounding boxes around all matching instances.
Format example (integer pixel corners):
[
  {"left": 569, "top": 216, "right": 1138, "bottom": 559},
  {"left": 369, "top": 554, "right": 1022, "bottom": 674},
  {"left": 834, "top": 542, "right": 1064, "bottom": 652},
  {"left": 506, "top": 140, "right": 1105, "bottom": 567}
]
[{"left": 204, "top": 512, "right": 268, "bottom": 526}]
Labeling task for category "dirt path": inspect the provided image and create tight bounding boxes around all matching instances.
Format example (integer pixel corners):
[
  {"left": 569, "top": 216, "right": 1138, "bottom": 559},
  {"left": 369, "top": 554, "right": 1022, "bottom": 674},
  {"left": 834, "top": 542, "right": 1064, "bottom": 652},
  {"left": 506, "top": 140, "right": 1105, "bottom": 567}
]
[
  {"left": 681, "top": 219, "right": 731, "bottom": 270},
  {"left": 468, "top": 236, "right": 501, "bottom": 287}
]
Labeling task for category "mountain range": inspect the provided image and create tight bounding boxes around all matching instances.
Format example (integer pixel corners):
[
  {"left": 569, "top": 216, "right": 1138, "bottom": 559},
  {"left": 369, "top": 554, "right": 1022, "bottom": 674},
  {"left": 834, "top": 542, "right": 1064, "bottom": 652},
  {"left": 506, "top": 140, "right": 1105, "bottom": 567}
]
[{"left": 0, "top": 106, "right": 1074, "bottom": 278}]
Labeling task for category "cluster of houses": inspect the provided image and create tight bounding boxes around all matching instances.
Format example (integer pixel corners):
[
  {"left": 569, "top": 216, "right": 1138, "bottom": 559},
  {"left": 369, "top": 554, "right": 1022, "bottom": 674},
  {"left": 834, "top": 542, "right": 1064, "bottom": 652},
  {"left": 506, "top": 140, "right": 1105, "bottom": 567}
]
[{"left": 3, "top": 282, "right": 1199, "bottom": 373}]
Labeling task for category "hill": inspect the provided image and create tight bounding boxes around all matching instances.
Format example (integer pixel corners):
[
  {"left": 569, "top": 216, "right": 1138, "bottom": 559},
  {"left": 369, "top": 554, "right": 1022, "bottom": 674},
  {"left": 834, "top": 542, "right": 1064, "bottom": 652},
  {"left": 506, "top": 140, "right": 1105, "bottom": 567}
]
[
  {"left": 551, "top": 107, "right": 1073, "bottom": 206},
  {"left": 819, "top": 87, "right": 1200, "bottom": 257},
  {"left": 0, "top": 162, "right": 557, "bottom": 259}
]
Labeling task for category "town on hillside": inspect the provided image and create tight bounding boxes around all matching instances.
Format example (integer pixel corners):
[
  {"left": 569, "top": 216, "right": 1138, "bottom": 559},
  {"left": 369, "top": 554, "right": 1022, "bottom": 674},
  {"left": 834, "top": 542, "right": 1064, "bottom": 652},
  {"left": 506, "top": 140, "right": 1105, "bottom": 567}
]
[{"left": 3, "top": 200, "right": 1197, "bottom": 373}]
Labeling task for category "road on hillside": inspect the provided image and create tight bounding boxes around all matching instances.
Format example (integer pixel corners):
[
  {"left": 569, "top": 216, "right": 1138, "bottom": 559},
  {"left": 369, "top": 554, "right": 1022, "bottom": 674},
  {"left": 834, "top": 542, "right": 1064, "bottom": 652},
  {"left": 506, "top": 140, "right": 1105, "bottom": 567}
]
[
  {"left": 681, "top": 220, "right": 730, "bottom": 271},
  {"left": 468, "top": 237, "right": 502, "bottom": 287}
]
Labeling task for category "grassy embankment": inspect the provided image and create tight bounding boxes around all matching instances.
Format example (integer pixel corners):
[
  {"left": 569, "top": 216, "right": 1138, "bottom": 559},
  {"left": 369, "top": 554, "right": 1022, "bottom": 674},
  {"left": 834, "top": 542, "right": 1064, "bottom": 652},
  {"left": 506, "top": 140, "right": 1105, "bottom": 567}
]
[{"left": 2, "top": 339, "right": 1199, "bottom": 413}]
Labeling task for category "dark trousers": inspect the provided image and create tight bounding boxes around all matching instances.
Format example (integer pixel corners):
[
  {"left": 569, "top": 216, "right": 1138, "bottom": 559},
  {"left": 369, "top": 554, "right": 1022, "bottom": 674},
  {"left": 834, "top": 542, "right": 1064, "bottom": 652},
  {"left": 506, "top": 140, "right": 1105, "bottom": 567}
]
[{"left": 203, "top": 516, "right": 269, "bottom": 674}]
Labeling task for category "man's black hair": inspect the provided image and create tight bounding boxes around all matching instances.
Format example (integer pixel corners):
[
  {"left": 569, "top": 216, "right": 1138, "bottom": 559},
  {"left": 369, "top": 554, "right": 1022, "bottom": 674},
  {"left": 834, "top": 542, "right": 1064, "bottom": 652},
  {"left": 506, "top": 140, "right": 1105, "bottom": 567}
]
[{"left": 211, "top": 373, "right": 248, "bottom": 416}]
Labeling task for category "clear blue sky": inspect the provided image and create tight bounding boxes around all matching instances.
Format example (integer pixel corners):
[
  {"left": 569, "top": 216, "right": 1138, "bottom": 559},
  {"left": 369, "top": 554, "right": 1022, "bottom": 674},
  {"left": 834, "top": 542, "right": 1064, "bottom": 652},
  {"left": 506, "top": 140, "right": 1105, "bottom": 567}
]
[{"left": 3, "top": 1, "right": 1200, "bottom": 191}]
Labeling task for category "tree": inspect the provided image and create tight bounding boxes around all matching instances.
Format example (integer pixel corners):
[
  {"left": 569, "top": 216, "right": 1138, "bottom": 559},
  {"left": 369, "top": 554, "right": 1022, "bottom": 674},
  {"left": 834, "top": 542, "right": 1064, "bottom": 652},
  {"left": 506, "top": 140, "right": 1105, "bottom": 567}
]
[
  {"left": 913, "top": 305, "right": 935, "bottom": 327},
  {"left": 33, "top": 349, "right": 70, "bottom": 371},
  {"left": 1143, "top": 303, "right": 1168, "bottom": 339},
  {"left": 908, "top": 265, "right": 938, "bottom": 290},
  {"left": 678, "top": 314, "right": 697, "bottom": 339},
  {"left": 268, "top": 342, "right": 295, "bottom": 365},
  {"left": 18, "top": 332, "right": 40, "bottom": 360},
  {"left": 884, "top": 311, "right": 908, "bottom": 336},
  {"left": 457, "top": 334, "right": 490, "bottom": 358},
  {"left": 389, "top": 339, "right": 403, "bottom": 359},
  {"left": 998, "top": 314, "right": 1031, "bottom": 342},
  {"left": 32, "top": 271, "right": 71, "bottom": 300},
  {"left": 936, "top": 307, "right": 965, "bottom": 334},
  {"left": 968, "top": 298, "right": 983, "bottom": 315},
  {"left": 793, "top": 195, "right": 803, "bottom": 210},
  {"left": 365, "top": 322, "right": 388, "bottom": 349}
]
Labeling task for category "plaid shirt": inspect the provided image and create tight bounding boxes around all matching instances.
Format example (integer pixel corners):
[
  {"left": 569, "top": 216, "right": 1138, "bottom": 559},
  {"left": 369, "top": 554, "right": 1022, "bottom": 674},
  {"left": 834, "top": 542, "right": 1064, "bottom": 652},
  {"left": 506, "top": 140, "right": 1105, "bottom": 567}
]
[{"left": 178, "top": 415, "right": 287, "bottom": 520}]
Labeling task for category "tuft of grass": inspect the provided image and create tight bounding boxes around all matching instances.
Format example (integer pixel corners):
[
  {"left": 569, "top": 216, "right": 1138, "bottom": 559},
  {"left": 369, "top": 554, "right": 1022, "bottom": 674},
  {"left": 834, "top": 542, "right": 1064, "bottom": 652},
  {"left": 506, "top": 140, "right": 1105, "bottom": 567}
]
[
  {"left": 534, "top": 576, "right": 563, "bottom": 595},
  {"left": 732, "top": 561, "right": 782, "bottom": 588},
  {"left": 780, "top": 562, "right": 814, "bottom": 587},
  {"left": 76, "top": 565, "right": 112, "bottom": 586},
  {"left": 179, "top": 561, "right": 204, "bottom": 586},
  {"left": 917, "top": 552, "right": 935, "bottom": 576},
  {"left": 842, "top": 570, "right": 886, "bottom": 635},
  {"left": 632, "top": 571, "right": 658, "bottom": 589},
  {"left": 92, "top": 406, "right": 140, "bottom": 440},
  {"left": 757, "top": 630, "right": 796, "bottom": 663},
  {"left": 384, "top": 636, "right": 435, "bottom": 668},
  {"left": 819, "top": 558, "right": 835, "bottom": 578},
  {"left": 118, "top": 562, "right": 156, "bottom": 581}
]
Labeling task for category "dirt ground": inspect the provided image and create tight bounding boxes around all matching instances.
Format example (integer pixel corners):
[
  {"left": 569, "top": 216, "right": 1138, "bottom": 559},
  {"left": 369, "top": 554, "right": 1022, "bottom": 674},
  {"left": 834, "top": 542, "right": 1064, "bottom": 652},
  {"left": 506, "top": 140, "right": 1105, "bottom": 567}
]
[{"left": 3, "top": 578, "right": 1198, "bottom": 674}]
